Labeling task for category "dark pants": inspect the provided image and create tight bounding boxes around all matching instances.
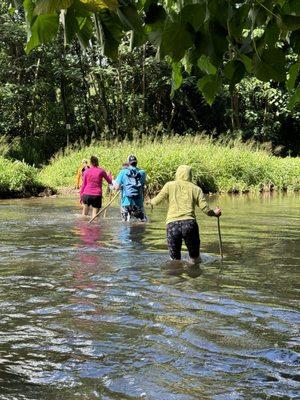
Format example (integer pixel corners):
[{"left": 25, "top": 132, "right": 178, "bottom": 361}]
[{"left": 167, "top": 219, "right": 200, "bottom": 260}]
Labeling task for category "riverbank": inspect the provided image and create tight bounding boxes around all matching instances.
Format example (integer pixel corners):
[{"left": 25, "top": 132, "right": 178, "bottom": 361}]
[
  {"left": 39, "top": 136, "right": 300, "bottom": 194},
  {"left": 0, "top": 156, "right": 46, "bottom": 198},
  {"left": 1, "top": 136, "right": 299, "bottom": 198}
]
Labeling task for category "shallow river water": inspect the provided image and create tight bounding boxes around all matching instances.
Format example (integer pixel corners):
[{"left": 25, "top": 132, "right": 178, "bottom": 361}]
[{"left": 0, "top": 194, "right": 299, "bottom": 400}]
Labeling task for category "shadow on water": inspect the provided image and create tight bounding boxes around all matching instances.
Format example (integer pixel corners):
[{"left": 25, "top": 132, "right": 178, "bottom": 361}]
[{"left": 0, "top": 194, "right": 299, "bottom": 400}]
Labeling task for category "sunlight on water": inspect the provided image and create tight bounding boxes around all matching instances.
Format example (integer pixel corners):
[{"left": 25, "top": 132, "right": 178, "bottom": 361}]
[{"left": 0, "top": 194, "right": 299, "bottom": 399}]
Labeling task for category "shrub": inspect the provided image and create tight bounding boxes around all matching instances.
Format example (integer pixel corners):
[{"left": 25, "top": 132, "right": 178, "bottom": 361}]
[{"left": 39, "top": 135, "right": 300, "bottom": 194}]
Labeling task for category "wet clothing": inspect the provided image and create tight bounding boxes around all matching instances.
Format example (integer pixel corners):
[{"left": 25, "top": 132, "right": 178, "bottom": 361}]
[
  {"left": 121, "top": 205, "right": 146, "bottom": 222},
  {"left": 150, "top": 165, "right": 216, "bottom": 260},
  {"left": 115, "top": 166, "right": 146, "bottom": 221},
  {"left": 82, "top": 194, "right": 102, "bottom": 209},
  {"left": 167, "top": 219, "right": 200, "bottom": 260},
  {"left": 80, "top": 166, "right": 112, "bottom": 198},
  {"left": 115, "top": 166, "right": 146, "bottom": 208},
  {"left": 76, "top": 165, "right": 89, "bottom": 188},
  {"left": 150, "top": 165, "right": 214, "bottom": 224}
]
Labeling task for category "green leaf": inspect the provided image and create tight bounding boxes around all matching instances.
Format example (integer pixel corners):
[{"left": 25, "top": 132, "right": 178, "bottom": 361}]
[
  {"left": 160, "top": 18, "right": 194, "bottom": 61},
  {"left": 197, "top": 55, "right": 217, "bottom": 75},
  {"left": 76, "top": 15, "right": 93, "bottom": 47},
  {"left": 181, "top": 4, "right": 206, "bottom": 32},
  {"left": 290, "top": 29, "right": 300, "bottom": 53},
  {"left": 224, "top": 60, "right": 246, "bottom": 87},
  {"left": 282, "top": 0, "right": 300, "bottom": 16},
  {"left": 34, "top": 0, "right": 73, "bottom": 15},
  {"left": 197, "top": 20, "right": 228, "bottom": 67},
  {"left": 282, "top": 15, "right": 300, "bottom": 30},
  {"left": 253, "top": 48, "right": 286, "bottom": 82},
  {"left": 197, "top": 74, "right": 222, "bottom": 105},
  {"left": 238, "top": 54, "right": 253, "bottom": 73},
  {"left": 286, "top": 61, "right": 300, "bottom": 90},
  {"left": 288, "top": 87, "right": 300, "bottom": 108},
  {"left": 144, "top": 4, "right": 166, "bottom": 48},
  {"left": 25, "top": 14, "right": 59, "bottom": 53},
  {"left": 23, "top": 0, "right": 36, "bottom": 25},
  {"left": 264, "top": 19, "right": 280, "bottom": 46},
  {"left": 171, "top": 62, "right": 183, "bottom": 98},
  {"left": 98, "top": 10, "right": 123, "bottom": 59},
  {"left": 228, "top": 3, "right": 250, "bottom": 41},
  {"left": 117, "top": 5, "right": 146, "bottom": 47},
  {"left": 80, "top": 0, "right": 118, "bottom": 12}
]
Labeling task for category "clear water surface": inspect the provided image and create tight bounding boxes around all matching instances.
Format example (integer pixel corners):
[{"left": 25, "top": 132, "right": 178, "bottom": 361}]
[{"left": 0, "top": 193, "right": 299, "bottom": 400}]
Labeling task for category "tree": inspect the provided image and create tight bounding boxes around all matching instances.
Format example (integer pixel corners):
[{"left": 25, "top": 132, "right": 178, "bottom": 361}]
[{"left": 21, "top": 0, "right": 300, "bottom": 106}]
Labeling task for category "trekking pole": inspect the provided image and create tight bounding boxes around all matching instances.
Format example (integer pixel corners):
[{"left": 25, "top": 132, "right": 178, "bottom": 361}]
[
  {"left": 217, "top": 216, "right": 224, "bottom": 266},
  {"left": 88, "top": 191, "right": 120, "bottom": 224}
]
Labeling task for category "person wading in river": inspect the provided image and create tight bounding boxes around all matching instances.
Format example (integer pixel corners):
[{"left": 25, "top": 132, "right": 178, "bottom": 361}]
[
  {"left": 75, "top": 159, "right": 90, "bottom": 189},
  {"left": 149, "top": 165, "right": 221, "bottom": 263},
  {"left": 113, "top": 155, "right": 147, "bottom": 222},
  {"left": 80, "top": 156, "right": 112, "bottom": 219}
]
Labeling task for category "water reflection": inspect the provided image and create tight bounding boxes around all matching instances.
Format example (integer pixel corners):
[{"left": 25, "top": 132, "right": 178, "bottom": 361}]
[{"left": 0, "top": 195, "right": 299, "bottom": 400}]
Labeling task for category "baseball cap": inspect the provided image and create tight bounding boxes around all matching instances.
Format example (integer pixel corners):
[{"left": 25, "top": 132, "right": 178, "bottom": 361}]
[{"left": 128, "top": 155, "right": 137, "bottom": 164}]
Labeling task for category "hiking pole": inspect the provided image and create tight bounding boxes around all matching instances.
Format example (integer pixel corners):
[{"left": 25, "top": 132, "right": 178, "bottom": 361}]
[
  {"left": 217, "top": 216, "right": 224, "bottom": 266},
  {"left": 88, "top": 191, "right": 120, "bottom": 224}
]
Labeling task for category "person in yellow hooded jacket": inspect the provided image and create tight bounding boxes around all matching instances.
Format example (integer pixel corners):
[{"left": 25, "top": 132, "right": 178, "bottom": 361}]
[
  {"left": 149, "top": 165, "right": 221, "bottom": 263},
  {"left": 75, "top": 159, "right": 89, "bottom": 189}
]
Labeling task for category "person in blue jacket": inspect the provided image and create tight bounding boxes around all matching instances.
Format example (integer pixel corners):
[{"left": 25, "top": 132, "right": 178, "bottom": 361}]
[{"left": 113, "top": 155, "right": 147, "bottom": 222}]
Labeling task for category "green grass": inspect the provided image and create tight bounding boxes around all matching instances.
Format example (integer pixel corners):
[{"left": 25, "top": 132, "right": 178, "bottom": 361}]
[
  {"left": 38, "top": 135, "right": 300, "bottom": 194},
  {"left": 0, "top": 157, "right": 44, "bottom": 197}
]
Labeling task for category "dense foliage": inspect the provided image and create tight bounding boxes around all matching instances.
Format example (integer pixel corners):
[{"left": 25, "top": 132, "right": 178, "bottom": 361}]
[
  {"left": 22, "top": 0, "right": 300, "bottom": 107},
  {"left": 39, "top": 136, "right": 300, "bottom": 193},
  {"left": 0, "top": 156, "right": 42, "bottom": 196},
  {"left": 1, "top": 0, "right": 299, "bottom": 165}
]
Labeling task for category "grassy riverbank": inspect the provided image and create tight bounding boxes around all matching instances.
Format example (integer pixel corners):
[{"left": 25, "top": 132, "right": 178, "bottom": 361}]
[
  {"left": 39, "top": 136, "right": 300, "bottom": 194},
  {"left": 0, "top": 157, "right": 44, "bottom": 198}
]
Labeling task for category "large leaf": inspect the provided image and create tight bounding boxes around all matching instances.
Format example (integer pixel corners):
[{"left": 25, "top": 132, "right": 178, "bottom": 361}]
[
  {"left": 264, "top": 19, "right": 280, "bottom": 46},
  {"left": 171, "top": 61, "right": 183, "bottom": 98},
  {"left": 76, "top": 15, "right": 94, "bottom": 47},
  {"left": 197, "top": 74, "right": 222, "bottom": 105},
  {"left": 253, "top": 48, "right": 286, "bottom": 82},
  {"left": 290, "top": 29, "right": 300, "bottom": 53},
  {"left": 34, "top": 0, "right": 73, "bottom": 15},
  {"left": 144, "top": 3, "right": 166, "bottom": 48},
  {"left": 197, "top": 20, "right": 227, "bottom": 67},
  {"left": 181, "top": 4, "right": 206, "bottom": 32},
  {"left": 282, "top": 0, "right": 300, "bottom": 16},
  {"left": 288, "top": 87, "right": 300, "bottom": 108},
  {"left": 286, "top": 61, "right": 300, "bottom": 90},
  {"left": 98, "top": 10, "right": 123, "bottom": 59},
  {"left": 23, "top": 0, "right": 36, "bottom": 25},
  {"left": 197, "top": 55, "right": 217, "bottom": 75},
  {"left": 224, "top": 60, "right": 246, "bottom": 88},
  {"left": 228, "top": 3, "right": 250, "bottom": 41},
  {"left": 80, "top": 0, "right": 118, "bottom": 12},
  {"left": 25, "top": 14, "right": 59, "bottom": 53},
  {"left": 117, "top": 5, "right": 146, "bottom": 47},
  {"left": 282, "top": 15, "right": 300, "bottom": 30},
  {"left": 160, "top": 18, "right": 194, "bottom": 61}
]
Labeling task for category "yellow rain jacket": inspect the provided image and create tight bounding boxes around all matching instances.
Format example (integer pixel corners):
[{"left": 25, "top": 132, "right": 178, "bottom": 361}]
[{"left": 150, "top": 165, "right": 214, "bottom": 224}]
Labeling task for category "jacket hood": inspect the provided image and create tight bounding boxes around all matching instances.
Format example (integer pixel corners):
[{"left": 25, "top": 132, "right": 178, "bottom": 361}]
[{"left": 175, "top": 165, "right": 192, "bottom": 181}]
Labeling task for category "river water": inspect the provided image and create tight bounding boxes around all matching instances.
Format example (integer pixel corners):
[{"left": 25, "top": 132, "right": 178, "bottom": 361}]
[{"left": 0, "top": 194, "right": 299, "bottom": 400}]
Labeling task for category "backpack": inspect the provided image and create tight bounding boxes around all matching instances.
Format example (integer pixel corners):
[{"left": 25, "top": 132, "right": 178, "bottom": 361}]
[{"left": 123, "top": 168, "right": 143, "bottom": 198}]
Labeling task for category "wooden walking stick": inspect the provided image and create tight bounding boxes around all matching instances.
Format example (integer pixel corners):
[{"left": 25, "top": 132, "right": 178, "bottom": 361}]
[
  {"left": 88, "top": 191, "right": 120, "bottom": 224},
  {"left": 217, "top": 216, "right": 224, "bottom": 266}
]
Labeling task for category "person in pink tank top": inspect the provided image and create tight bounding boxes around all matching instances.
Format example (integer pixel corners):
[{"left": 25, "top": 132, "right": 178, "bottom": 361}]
[{"left": 80, "top": 156, "right": 112, "bottom": 219}]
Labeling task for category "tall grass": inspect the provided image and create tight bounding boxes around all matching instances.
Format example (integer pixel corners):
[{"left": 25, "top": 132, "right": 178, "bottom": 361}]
[
  {"left": 0, "top": 157, "right": 43, "bottom": 197},
  {"left": 38, "top": 135, "right": 300, "bottom": 194}
]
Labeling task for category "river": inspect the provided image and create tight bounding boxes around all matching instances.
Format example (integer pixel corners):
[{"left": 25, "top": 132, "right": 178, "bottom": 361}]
[{"left": 0, "top": 194, "right": 299, "bottom": 399}]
